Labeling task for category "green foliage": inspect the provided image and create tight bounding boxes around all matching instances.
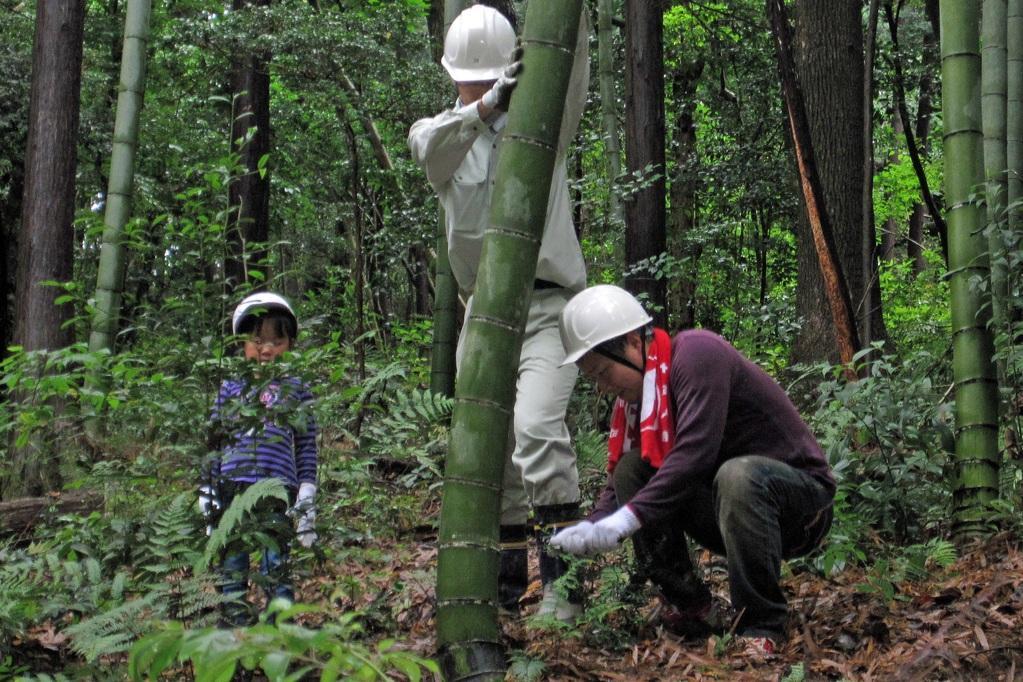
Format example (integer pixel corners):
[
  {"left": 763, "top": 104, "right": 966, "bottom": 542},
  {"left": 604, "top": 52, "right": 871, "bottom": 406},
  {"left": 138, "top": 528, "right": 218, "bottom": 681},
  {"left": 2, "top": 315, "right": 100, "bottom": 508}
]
[
  {"left": 65, "top": 591, "right": 164, "bottom": 662},
  {"left": 567, "top": 561, "right": 648, "bottom": 652},
  {"left": 781, "top": 661, "right": 806, "bottom": 682},
  {"left": 129, "top": 604, "right": 438, "bottom": 682},
  {"left": 359, "top": 387, "right": 452, "bottom": 485},
  {"left": 138, "top": 492, "right": 203, "bottom": 578},
  {"left": 808, "top": 349, "right": 952, "bottom": 552},
  {"left": 199, "top": 477, "right": 290, "bottom": 571},
  {"left": 856, "top": 538, "right": 957, "bottom": 604},
  {"left": 507, "top": 650, "right": 547, "bottom": 682}
]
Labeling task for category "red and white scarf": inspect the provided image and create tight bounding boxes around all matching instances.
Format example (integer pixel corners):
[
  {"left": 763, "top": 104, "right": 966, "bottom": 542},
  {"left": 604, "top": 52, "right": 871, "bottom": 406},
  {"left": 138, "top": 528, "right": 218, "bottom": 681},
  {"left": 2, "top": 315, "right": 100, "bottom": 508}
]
[{"left": 607, "top": 327, "right": 674, "bottom": 473}]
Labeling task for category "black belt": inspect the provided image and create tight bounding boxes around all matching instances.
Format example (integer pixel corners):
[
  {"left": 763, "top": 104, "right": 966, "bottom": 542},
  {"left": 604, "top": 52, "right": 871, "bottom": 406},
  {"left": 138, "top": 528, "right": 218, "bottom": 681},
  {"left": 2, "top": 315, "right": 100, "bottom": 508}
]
[{"left": 534, "top": 279, "right": 562, "bottom": 290}]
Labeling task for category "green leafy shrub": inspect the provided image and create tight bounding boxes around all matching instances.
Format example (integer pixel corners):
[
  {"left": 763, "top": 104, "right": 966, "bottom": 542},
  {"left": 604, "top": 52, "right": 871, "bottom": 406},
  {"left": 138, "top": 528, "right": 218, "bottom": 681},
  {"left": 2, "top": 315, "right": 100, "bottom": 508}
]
[{"left": 129, "top": 603, "right": 438, "bottom": 681}]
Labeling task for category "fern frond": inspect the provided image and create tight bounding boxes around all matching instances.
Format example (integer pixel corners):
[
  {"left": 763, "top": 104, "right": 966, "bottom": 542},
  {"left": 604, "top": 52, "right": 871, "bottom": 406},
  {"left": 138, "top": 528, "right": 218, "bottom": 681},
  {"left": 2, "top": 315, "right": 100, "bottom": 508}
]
[
  {"left": 64, "top": 589, "right": 165, "bottom": 662},
  {"left": 197, "top": 478, "right": 289, "bottom": 571},
  {"left": 139, "top": 492, "right": 202, "bottom": 578},
  {"left": 926, "top": 538, "right": 957, "bottom": 569}
]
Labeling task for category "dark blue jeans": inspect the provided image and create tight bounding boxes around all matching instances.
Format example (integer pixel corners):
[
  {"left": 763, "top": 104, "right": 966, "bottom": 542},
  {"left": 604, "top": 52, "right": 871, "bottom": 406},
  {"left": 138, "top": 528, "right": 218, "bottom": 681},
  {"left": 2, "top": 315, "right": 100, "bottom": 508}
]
[
  {"left": 217, "top": 481, "right": 295, "bottom": 625},
  {"left": 613, "top": 451, "right": 833, "bottom": 640}
]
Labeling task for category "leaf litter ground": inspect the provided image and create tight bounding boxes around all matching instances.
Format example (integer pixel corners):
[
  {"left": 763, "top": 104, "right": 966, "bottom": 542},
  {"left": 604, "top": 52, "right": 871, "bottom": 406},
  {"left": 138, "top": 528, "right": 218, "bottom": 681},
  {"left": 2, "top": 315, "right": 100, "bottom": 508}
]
[{"left": 296, "top": 522, "right": 1022, "bottom": 681}]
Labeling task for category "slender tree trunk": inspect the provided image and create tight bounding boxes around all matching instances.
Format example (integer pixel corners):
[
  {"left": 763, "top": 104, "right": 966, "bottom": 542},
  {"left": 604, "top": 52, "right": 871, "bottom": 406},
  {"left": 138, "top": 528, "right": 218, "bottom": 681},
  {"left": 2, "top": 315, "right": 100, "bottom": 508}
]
[
  {"left": 0, "top": 174, "right": 22, "bottom": 360},
  {"left": 623, "top": 0, "right": 667, "bottom": 327},
  {"left": 597, "top": 0, "right": 624, "bottom": 227},
  {"left": 862, "top": 0, "right": 881, "bottom": 348},
  {"left": 667, "top": 58, "right": 703, "bottom": 330},
  {"left": 771, "top": 0, "right": 861, "bottom": 367},
  {"left": 340, "top": 71, "right": 431, "bottom": 319},
  {"left": 89, "top": 0, "right": 151, "bottom": 353},
  {"left": 428, "top": 0, "right": 471, "bottom": 399},
  {"left": 340, "top": 113, "right": 366, "bottom": 383},
  {"left": 885, "top": 0, "right": 949, "bottom": 264},
  {"left": 225, "top": 0, "right": 271, "bottom": 293},
  {"left": 907, "top": 1, "right": 940, "bottom": 273},
  {"left": 6, "top": 0, "right": 86, "bottom": 500},
  {"left": 939, "top": 0, "right": 1000, "bottom": 535},
  {"left": 436, "top": 2, "right": 581, "bottom": 677},
  {"left": 881, "top": 101, "right": 900, "bottom": 260},
  {"left": 982, "top": 0, "right": 1008, "bottom": 338}
]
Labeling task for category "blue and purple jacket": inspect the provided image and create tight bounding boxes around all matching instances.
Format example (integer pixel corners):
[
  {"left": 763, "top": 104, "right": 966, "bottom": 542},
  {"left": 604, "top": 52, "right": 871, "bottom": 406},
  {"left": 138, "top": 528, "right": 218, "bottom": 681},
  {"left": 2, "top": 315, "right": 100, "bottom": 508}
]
[{"left": 209, "top": 377, "right": 317, "bottom": 491}]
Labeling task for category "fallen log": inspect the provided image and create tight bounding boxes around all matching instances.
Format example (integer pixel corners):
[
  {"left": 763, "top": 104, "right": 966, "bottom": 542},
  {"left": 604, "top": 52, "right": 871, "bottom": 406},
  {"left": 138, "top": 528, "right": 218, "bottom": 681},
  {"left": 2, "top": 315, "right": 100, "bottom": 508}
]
[{"left": 0, "top": 490, "right": 104, "bottom": 534}]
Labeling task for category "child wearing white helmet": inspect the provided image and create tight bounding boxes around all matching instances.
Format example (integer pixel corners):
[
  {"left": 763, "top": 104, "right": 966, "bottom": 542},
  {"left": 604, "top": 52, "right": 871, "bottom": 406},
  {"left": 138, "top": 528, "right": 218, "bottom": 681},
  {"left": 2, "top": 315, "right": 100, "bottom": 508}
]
[
  {"left": 408, "top": 5, "right": 591, "bottom": 622},
  {"left": 552, "top": 285, "right": 835, "bottom": 660},
  {"left": 199, "top": 291, "right": 318, "bottom": 625}
]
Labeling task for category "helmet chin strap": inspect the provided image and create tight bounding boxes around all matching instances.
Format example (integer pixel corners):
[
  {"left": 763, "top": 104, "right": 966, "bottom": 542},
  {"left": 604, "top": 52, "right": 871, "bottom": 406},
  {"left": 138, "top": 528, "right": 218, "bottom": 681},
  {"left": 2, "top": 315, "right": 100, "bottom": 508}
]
[{"left": 593, "top": 333, "right": 647, "bottom": 376}]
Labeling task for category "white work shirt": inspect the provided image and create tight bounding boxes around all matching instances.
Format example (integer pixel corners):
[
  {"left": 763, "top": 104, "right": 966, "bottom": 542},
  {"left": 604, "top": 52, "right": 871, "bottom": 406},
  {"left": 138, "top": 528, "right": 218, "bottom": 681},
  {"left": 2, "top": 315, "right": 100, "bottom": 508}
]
[{"left": 407, "top": 17, "right": 589, "bottom": 295}]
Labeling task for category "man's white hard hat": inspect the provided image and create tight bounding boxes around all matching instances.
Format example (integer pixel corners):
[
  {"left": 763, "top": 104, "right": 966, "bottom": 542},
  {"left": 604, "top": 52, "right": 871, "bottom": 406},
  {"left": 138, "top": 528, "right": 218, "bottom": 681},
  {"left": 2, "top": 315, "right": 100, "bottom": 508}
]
[
  {"left": 441, "top": 5, "right": 516, "bottom": 82},
  {"left": 559, "top": 285, "right": 653, "bottom": 366},
  {"left": 232, "top": 292, "right": 297, "bottom": 336}
]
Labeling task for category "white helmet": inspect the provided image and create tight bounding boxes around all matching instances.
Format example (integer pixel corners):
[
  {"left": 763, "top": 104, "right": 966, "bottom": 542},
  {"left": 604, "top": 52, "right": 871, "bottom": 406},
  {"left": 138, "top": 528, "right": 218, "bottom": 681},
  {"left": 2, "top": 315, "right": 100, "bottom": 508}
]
[
  {"left": 559, "top": 285, "right": 652, "bottom": 365},
  {"left": 232, "top": 292, "right": 297, "bottom": 336},
  {"left": 441, "top": 5, "right": 516, "bottom": 82}
]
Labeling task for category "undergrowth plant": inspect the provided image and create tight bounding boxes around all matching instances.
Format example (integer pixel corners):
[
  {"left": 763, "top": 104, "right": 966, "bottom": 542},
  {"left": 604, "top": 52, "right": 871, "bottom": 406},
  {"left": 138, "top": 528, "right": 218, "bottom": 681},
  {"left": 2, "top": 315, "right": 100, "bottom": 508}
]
[{"left": 129, "top": 602, "right": 439, "bottom": 681}]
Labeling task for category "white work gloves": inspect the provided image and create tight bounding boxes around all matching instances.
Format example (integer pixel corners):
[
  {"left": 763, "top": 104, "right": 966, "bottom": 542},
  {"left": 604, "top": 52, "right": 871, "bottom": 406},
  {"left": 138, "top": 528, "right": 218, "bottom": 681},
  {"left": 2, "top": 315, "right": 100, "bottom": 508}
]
[
  {"left": 198, "top": 485, "right": 220, "bottom": 536},
  {"left": 550, "top": 506, "right": 642, "bottom": 556},
  {"left": 480, "top": 52, "right": 523, "bottom": 112},
  {"left": 293, "top": 482, "right": 317, "bottom": 549}
]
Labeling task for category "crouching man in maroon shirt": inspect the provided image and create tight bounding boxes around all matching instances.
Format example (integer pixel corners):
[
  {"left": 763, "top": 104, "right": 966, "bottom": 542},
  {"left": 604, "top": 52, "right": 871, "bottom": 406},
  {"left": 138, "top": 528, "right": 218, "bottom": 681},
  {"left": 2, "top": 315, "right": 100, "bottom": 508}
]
[{"left": 550, "top": 285, "right": 835, "bottom": 658}]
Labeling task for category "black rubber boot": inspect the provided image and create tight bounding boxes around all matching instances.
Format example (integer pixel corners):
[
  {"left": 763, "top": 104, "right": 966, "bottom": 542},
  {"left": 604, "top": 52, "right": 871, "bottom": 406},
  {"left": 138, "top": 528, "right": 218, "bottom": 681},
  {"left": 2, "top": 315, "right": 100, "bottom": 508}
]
[
  {"left": 498, "top": 524, "right": 529, "bottom": 614},
  {"left": 534, "top": 503, "right": 584, "bottom": 622}
]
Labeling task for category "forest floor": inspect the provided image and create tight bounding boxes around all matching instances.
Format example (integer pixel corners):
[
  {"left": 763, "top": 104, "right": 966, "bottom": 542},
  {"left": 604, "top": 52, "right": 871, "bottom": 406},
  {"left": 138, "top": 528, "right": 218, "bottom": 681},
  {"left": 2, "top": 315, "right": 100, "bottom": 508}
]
[
  {"left": 10, "top": 470, "right": 1023, "bottom": 680},
  {"left": 305, "top": 520, "right": 1023, "bottom": 682}
]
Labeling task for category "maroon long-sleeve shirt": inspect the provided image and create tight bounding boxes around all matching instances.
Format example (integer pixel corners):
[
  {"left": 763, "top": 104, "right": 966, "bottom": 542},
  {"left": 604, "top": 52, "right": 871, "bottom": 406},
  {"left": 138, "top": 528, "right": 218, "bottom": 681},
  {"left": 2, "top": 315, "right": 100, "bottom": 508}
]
[{"left": 589, "top": 329, "right": 835, "bottom": 526}]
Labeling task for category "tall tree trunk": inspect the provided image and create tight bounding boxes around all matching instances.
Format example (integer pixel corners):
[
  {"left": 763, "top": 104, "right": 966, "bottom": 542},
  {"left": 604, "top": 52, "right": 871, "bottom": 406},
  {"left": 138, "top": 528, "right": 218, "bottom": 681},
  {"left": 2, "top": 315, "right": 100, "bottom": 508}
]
[
  {"left": 89, "top": 0, "right": 151, "bottom": 353},
  {"left": 435, "top": 2, "right": 581, "bottom": 677},
  {"left": 982, "top": 0, "right": 1008, "bottom": 338},
  {"left": 6, "top": 0, "right": 86, "bottom": 499},
  {"left": 939, "top": 0, "right": 1000, "bottom": 535},
  {"left": 597, "top": 0, "right": 624, "bottom": 227},
  {"left": 667, "top": 58, "right": 703, "bottom": 330},
  {"left": 225, "top": 0, "right": 271, "bottom": 293},
  {"left": 772, "top": 0, "right": 861, "bottom": 366},
  {"left": 0, "top": 174, "right": 22, "bottom": 361},
  {"left": 15, "top": 0, "right": 85, "bottom": 353},
  {"left": 623, "top": 0, "right": 667, "bottom": 327},
  {"left": 862, "top": 0, "right": 881, "bottom": 347}
]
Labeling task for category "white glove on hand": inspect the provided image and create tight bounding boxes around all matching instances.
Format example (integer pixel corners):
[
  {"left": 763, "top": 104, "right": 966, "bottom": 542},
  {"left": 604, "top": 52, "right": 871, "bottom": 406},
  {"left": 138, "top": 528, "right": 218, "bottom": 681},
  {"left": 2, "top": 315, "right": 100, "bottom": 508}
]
[
  {"left": 198, "top": 485, "right": 220, "bottom": 537},
  {"left": 550, "top": 521, "right": 595, "bottom": 555},
  {"left": 480, "top": 55, "right": 523, "bottom": 112},
  {"left": 198, "top": 485, "right": 219, "bottom": 515},
  {"left": 552, "top": 507, "right": 642, "bottom": 556},
  {"left": 293, "top": 482, "right": 317, "bottom": 549},
  {"left": 587, "top": 506, "right": 642, "bottom": 554}
]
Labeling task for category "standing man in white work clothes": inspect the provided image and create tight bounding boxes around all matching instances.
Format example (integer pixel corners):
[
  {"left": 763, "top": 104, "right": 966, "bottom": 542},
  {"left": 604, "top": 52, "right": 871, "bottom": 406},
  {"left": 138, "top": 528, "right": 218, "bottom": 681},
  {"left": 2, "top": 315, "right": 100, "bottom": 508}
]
[{"left": 408, "top": 4, "right": 589, "bottom": 621}]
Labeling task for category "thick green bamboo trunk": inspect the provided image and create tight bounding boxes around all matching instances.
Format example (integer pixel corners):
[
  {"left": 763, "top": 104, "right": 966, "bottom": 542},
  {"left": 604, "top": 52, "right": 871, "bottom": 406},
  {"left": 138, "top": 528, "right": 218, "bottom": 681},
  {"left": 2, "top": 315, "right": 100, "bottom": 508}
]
[
  {"left": 982, "top": 0, "right": 1008, "bottom": 348},
  {"left": 1007, "top": 1, "right": 1023, "bottom": 233},
  {"left": 435, "top": 1, "right": 582, "bottom": 678},
  {"left": 428, "top": 0, "right": 470, "bottom": 398},
  {"left": 939, "top": 0, "right": 1000, "bottom": 534},
  {"left": 597, "top": 0, "right": 623, "bottom": 226},
  {"left": 88, "top": 0, "right": 152, "bottom": 353}
]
